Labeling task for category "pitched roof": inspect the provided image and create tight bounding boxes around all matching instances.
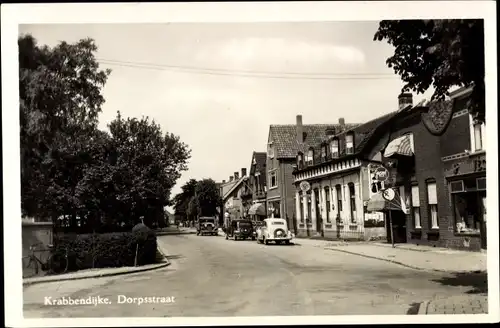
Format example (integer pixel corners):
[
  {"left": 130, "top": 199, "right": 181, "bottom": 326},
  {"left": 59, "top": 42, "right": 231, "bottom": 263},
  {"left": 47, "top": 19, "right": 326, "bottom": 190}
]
[
  {"left": 222, "top": 177, "right": 247, "bottom": 201},
  {"left": 250, "top": 151, "right": 267, "bottom": 175},
  {"left": 269, "top": 123, "right": 359, "bottom": 159}
]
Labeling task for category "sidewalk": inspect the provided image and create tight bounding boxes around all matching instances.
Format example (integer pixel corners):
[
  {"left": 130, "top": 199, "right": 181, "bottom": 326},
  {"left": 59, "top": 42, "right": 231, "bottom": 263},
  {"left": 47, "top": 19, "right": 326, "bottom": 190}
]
[
  {"left": 419, "top": 294, "right": 488, "bottom": 314},
  {"left": 294, "top": 237, "right": 487, "bottom": 273}
]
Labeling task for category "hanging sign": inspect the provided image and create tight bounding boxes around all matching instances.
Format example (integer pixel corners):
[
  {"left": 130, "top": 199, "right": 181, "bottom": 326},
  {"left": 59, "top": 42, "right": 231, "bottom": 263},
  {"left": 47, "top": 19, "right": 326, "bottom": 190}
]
[
  {"left": 299, "top": 181, "right": 311, "bottom": 192},
  {"left": 382, "top": 188, "right": 396, "bottom": 201}
]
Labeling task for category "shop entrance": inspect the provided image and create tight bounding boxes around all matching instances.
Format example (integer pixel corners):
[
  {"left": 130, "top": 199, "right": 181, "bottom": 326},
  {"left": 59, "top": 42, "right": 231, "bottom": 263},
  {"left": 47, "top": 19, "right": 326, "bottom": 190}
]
[{"left": 386, "top": 210, "right": 407, "bottom": 244}]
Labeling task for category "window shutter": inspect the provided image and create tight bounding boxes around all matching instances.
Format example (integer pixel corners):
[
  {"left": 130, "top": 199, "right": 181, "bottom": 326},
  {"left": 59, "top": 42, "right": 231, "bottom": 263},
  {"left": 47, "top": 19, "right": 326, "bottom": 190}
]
[
  {"left": 411, "top": 185, "right": 420, "bottom": 206},
  {"left": 427, "top": 182, "right": 437, "bottom": 205}
]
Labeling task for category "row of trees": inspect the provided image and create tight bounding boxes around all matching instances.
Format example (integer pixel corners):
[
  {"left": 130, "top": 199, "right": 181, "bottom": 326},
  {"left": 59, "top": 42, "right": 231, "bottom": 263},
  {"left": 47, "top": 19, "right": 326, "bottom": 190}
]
[
  {"left": 20, "top": 35, "right": 191, "bottom": 232},
  {"left": 172, "top": 179, "right": 222, "bottom": 224}
]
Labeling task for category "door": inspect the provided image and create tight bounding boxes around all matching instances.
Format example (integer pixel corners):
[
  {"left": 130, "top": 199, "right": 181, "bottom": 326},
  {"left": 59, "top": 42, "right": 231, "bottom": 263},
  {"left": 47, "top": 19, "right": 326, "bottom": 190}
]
[
  {"left": 314, "top": 189, "right": 322, "bottom": 233},
  {"left": 386, "top": 210, "right": 407, "bottom": 244}
]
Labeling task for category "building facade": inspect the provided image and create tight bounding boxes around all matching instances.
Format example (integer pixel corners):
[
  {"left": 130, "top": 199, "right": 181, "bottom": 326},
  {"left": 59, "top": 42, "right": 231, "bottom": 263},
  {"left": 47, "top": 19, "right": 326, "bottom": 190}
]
[
  {"left": 368, "top": 87, "right": 486, "bottom": 251},
  {"left": 292, "top": 112, "right": 396, "bottom": 240},
  {"left": 220, "top": 169, "right": 248, "bottom": 223},
  {"left": 243, "top": 152, "right": 268, "bottom": 220},
  {"left": 266, "top": 115, "right": 356, "bottom": 233}
]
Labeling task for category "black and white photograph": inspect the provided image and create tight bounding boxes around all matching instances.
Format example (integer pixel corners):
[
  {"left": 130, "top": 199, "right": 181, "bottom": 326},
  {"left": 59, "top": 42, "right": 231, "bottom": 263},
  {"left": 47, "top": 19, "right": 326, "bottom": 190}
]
[{"left": 2, "top": 1, "right": 498, "bottom": 326}]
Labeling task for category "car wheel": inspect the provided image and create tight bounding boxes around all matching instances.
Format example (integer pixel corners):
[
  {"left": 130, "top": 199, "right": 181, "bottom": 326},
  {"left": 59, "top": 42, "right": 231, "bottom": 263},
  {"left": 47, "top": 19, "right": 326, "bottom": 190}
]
[
  {"left": 234, "top": 236, "right": 238, "bottom": 241},
  {"left": 225, "top": 235, "right": 228, "bottom": 240},
  {"left": 252, "top": 237, "right": 256, "bottom": 241},
  {"left": 264, "top": 238, "right": 269, "bottom": 245},
  {"left": 285, "top": 240, "right": 290, "bottom": 245}
]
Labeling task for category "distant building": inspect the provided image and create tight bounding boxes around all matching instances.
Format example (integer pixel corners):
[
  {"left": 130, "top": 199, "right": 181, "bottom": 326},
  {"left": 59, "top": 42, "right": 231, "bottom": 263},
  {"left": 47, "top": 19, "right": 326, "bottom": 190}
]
[
  {"left": 220, "top": 169, "right": 248, "bottom": 225},
  {"left": 266, "top": 115, "right": 358, "bottom": 232},
  {"left": 242, "top": 151, "right": 268, "bottom": 220}
]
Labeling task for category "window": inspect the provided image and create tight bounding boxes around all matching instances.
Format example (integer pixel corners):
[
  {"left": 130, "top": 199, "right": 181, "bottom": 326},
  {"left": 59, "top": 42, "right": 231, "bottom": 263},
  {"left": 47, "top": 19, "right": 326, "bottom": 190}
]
[
  {"left": 297, "top": 152, "right": 304, "bottom": 169},
  {"left": 474, "top": 122, "right": 483, "bottom": 150},
  {"left": 269, "top": 170, "right": 278, "bottom": 189},
  {"left": 335, "top": 184, "right": 343, "bottom": 214},
  {"left": 346, "top": 133, "right": 354, "bottom": 155},
  {"left": 267, "top": 142, "right": 274, "bottom": 158},
  {"left": 307, "top": 191, "right": 312, "bottom": 220},
  {"left": 427, "top": 181, "right": 439, "bottom": 229},
  {"left": 321, "top": 145, "right": 327, "bottom": 161},
  {"left": 348, "top": 183, "right": 356, "bottom": 223},
  {"left": 299, "top": 192, "right": 304, "bottom": 223},
  {"left": 330, "top": 139, "right": 339, "bottom": 158},
  {"left": 452, "top": 192, "right": 482, "bottom": 234},
  {"left": 307, "top": 148, "right": 314, "bottom": 165},
  {"left": 470, "top": 115, "right": 485, "bottom": 152},
  {"left": 411, "top": 185, "right": 421, "bottom": 229},
  {"left": 325, "top": 187, "right": 331, "bottom": 223}
]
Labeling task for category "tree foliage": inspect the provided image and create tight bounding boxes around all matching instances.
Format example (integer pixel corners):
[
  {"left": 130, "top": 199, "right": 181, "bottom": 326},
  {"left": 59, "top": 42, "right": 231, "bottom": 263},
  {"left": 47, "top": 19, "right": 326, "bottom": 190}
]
[
  {"left": 173, "top": 179, "right": 221, "bottom": 222},
  {"left": 19, "top": 34, "right": 191, "bottom": 232},
  {"left": 374, "top": 19, "right": 485, "bottom": 122}
]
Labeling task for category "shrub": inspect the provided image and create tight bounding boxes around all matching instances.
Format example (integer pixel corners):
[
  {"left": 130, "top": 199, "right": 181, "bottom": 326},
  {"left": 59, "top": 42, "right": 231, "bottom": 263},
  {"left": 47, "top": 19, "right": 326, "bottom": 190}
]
[{"left": 54, "top": 230, "right": 158, "bottom": 272}]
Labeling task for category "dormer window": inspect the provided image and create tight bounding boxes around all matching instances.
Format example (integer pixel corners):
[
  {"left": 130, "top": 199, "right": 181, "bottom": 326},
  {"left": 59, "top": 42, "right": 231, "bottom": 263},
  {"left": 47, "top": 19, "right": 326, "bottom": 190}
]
[
  {"left": 346, "top": 133, "right": 354, "bottom": 155},
  {"left": 306, "top": 148, "right": 314, "bottom": 165},
  {"left": 321, "top": 144, "right": 327, "bottom": 161},
  {"left": 297, "top": 152, "right": 304, "bottom": 169},
  {"left": 330, "top": 138, "right": 339, "bottom": 158},
  {"left": 267, "top": 142, "right": 274, "bottom": 158}
]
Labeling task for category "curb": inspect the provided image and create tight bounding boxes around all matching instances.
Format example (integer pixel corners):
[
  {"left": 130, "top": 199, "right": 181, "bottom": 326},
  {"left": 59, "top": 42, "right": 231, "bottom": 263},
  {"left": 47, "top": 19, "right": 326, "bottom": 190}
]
[
  {"left": 23, "top": 246, "right": 171, "bottom": 287},
  {"left": 418, "top": 301, "right": 429, "bottom": 315},
  {"left": 324, "top": 247, "right": 446, "bottom": 273}
]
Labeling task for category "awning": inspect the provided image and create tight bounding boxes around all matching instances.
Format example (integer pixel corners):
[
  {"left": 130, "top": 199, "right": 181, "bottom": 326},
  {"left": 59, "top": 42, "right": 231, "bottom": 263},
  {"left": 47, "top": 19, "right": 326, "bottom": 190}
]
[
  {"left": 366, "top": 192, "right": 402, "bottom": 212},
  {"left": 384, "top": 134, "right": 414, "bottom": 158},
  {"left": 248, "top": 203, "right": 266, "bottom": 216}
]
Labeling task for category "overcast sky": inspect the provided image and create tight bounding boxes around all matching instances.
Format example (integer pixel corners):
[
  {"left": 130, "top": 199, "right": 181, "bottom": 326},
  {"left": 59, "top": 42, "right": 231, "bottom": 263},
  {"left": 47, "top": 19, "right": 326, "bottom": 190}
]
[{"left": 19, "top": 22, "right": 435, "bottom": 210}]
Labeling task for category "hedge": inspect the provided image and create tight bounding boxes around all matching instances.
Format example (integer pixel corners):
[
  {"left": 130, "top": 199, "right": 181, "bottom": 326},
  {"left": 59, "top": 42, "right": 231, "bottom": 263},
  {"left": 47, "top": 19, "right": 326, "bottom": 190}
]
[{"left": 54, "top": 230, "right": 157, "bottom": 272}]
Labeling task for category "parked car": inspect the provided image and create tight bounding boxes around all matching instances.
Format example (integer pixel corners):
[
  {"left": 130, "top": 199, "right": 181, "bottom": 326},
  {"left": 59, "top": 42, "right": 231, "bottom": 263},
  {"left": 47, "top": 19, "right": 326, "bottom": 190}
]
[
  {"left": 196, "top": 217, "right": 218, "bottom": 236},
  {"left": 256, "top": 218, "right": 292, "bottom": 245},
  {"left": 225, "top": 219, "right": 255, "bottom": 241}
]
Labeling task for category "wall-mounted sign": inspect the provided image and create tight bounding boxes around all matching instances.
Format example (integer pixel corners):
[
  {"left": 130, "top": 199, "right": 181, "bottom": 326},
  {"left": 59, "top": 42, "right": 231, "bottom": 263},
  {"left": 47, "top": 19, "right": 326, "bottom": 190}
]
[
  {"left": 444, "top": 153, "right": 486, "bottom": 177},
  {"left": 299, "top": 181, "right": 311, "bottom": 192},
  {"left": 382, "top": 188, "right": 395, "bottom": 201},
  {"left": 374, "top": 167, "right": 389, "bottom": 182}
]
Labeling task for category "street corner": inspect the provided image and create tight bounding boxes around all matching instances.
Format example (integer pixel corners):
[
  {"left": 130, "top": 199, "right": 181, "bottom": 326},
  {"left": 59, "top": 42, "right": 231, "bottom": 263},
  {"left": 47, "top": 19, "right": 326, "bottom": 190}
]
[{"left": 23, "top": 261, "right": 171, "bottom": 287}]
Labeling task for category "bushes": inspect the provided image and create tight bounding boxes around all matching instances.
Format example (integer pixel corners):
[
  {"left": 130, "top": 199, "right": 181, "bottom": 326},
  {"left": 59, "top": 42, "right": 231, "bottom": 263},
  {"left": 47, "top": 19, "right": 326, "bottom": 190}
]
[{"left": 54, "top": 230, "right": 157, "bottom": 272}]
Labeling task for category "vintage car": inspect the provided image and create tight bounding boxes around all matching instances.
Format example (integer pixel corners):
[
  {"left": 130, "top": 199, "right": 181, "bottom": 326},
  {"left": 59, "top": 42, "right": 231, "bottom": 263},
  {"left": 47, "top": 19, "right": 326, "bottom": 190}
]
[
  {"left": 225, "top": 219, "right": 255, "bottom": 241},
  {"left": 256, "top": 218, "right": 292, "bottom": 245},
  {"left": 196, "top": 217, "right": 218, "bottom": 236}
]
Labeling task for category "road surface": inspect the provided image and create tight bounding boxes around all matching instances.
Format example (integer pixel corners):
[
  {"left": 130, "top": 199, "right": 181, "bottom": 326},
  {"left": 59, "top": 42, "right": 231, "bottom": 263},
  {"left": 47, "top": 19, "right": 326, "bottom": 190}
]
[{"left": 23, "top": 234, "right": 483, "bottom": 317}]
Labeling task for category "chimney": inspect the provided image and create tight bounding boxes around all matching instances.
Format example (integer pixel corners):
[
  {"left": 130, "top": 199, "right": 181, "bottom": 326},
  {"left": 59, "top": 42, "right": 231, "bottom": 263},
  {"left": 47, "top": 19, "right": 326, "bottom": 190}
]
[
  {"left": 398, "top": 93, "right": 413, "bottom": 110},
  {"left": 338, "top": 118, "right": 346, "bottom": 132},
  {"left": 222, "top": 180, "right": 226, "bottom": 184},
  {"left": 234, "top": 172, "right": 239, "bottom": 180},
  {"left": 230, "top": 176, "right": 234, "bottom": 182},
  {"left": 296, "top": 115, "right": 304, "bottom": 143},
  {"left": 241, "top": 168, "right": 247, "bottom": 177}
]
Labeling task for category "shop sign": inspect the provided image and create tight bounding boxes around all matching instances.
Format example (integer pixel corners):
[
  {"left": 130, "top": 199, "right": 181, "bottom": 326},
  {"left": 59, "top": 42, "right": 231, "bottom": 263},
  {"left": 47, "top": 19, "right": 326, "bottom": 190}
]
[{"left": 445, "top": 153, "right": 486, "bottom": 177}]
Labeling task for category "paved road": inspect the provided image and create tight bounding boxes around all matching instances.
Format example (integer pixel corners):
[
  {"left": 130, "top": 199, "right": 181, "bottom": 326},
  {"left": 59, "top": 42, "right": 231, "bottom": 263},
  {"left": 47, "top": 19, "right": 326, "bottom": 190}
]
[{"left": 24, "top": 234, "right": 486, "bottom": 317}]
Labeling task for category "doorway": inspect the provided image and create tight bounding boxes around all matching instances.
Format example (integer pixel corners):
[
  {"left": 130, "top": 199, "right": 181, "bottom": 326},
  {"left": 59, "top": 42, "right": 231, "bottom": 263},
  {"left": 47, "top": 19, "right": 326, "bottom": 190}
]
[
  {"left": 314, "top": 189, "right": 323, "bottom": 234},
  {"left": 386, "top": 210, "right": 407, "bottom": 244}
]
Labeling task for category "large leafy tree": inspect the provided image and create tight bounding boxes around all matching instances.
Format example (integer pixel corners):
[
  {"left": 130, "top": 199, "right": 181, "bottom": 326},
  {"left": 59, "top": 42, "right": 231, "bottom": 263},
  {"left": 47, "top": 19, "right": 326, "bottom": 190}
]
[
  {"left": 374, "top": 19, "right": 485, "bottom": 123},
  {"left": 172, "top": 179, "right": 198, "bottom": 222},
  {"left": 19, "top": 34, "right": 111, "bottom": 221},
  {"left": 195, "top": 179, "right": 222, "bottom": 217}
]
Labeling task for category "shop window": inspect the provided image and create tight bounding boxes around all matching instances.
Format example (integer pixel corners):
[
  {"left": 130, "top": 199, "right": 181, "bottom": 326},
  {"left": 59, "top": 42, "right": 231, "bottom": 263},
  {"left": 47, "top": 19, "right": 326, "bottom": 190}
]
[
  {"left": 269, "top": 170, "right": 278, "bottom": 189},
  {"left": 470, "top": 115, "right": 485, "bottom": 152},
  {"left": 330, "top": 138, "right": 339, "bottom": 158},
  {"left": 348, "top": 183, "right": 356, "bottom": 223},
  {"left": 411, "top": 185, "right": 421, "bottom": 229},
  {"left": 346, "top": 133, "right": 354, "bottom": 155},
  {"left": 325, "top": 187, "right": 331, "bottom": 223},
  {"left": 426, "top": 181, "right": 439, "bottom": 229}
]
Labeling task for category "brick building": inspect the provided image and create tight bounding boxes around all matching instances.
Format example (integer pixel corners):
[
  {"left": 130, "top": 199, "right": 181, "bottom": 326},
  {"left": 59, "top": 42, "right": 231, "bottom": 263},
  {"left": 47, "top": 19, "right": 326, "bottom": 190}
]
[
  {"left": 367, "top": 87, "right": 486, "bottom": 251},
  {"left": 266, "top": 115, "right": 357, "bottom": 233},
  {"left": 220, "top": 169, "right": 248, "bottom": 224}
]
